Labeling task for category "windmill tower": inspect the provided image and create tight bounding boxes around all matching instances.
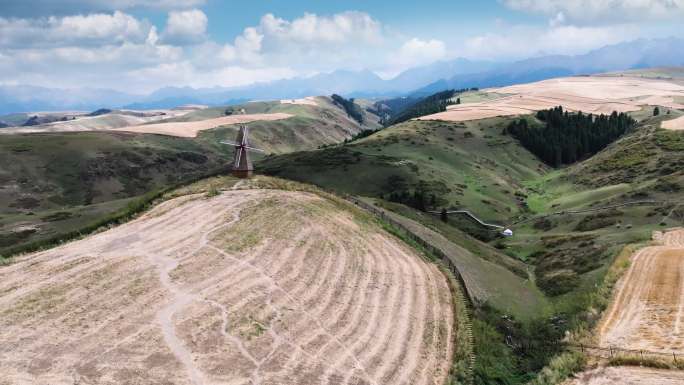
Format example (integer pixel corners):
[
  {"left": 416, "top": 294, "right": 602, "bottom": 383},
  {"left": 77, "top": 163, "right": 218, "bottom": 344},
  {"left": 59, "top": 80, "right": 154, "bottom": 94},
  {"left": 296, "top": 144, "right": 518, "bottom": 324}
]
[{"left": 221, "top": 124, "right": 264, "bottom": 178}]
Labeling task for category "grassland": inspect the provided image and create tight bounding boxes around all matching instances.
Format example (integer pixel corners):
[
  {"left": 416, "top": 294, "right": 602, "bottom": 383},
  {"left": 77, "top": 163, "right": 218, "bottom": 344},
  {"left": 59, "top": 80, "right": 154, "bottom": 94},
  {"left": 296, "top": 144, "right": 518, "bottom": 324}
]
[
  {"left": 258, "top": 101, "right": 684, "bottom": 384},
  {"left": 0, "top": 96, "right": 382, "bottom": 258},
  {"left": 0, "top": 131, "right": 232, "bottom": 257},
  {"left": 261, "top": 117, "right": 547, "bottom": 223}
]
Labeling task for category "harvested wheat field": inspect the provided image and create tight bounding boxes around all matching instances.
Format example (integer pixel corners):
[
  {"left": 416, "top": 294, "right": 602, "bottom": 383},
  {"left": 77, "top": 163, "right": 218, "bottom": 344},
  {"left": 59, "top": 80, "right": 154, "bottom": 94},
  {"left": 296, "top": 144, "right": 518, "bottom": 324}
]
[
  {"left": 0, "top": 112, "right": 293, "bottom": 137},
  {"left": 115, "top": 113, "right": 293, "bottom": 137},
  {"left": 566, "top": 229, "right": 684, "bottom": 385},
  {"left": 662, "top": 115, "right": 684, "bottom": 130},
  {"left": 419, "top": 76, "right": 684, "bottom": 122},
  {"left": 564, "top": 366, "right": 684, "bottom": 385},
  {"left": 598, "top": 228, "right": 684, "bottom": 353},
  {"left": 280, "top": 96, "right": 319, "bottom": 106},
  {"left": 0, "top": 189, "right": 453, "bottom": 385}
]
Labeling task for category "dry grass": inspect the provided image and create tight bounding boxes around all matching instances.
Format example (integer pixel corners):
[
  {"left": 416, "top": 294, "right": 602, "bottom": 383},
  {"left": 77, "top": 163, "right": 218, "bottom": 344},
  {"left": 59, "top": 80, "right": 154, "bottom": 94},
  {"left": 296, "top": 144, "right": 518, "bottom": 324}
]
[
  {"left": 662, "top": 115, "right": 684, "bottom": 130},
  {"left": 0, "top": 187, "right": 454, "bottom": 385},
  {"left": 419, "top": 76, "right": 684, "bottom": 122}
]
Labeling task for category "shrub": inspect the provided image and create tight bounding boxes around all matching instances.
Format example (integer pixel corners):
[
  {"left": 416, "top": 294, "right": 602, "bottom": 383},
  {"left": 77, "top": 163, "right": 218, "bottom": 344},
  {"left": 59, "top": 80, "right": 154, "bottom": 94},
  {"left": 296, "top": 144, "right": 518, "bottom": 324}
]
[
  {"left": 205, "top": 187, "right": 220, "bottom": 198},
  {"left": 528, "top": 351, "right": 586, "bottom": 385}
]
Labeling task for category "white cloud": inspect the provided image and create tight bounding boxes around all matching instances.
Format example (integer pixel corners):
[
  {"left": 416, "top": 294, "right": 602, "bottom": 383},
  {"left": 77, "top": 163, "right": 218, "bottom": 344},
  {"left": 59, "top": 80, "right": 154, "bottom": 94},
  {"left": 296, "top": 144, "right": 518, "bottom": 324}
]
[
  {"left": 126, "top": 62, "right": 297, "bottom": 90},
  {"left": 460, "top": 24, "right": 637, "bottom": 60},
  {"left": 259, "top": 11, "right": 382, "bottom": 45},
  {"left": 0, "top": 11, "right": 150, "bottom": 48},
  {"left": 0, "top": 9, "right": 306, "bottom": 93},
  {"left": 399, "top": 38, "right": 446, "bottom": 64},
  {"left": 504, "top": 0, "right": 684, "bottom": 22},
  {"left": 160, "top": 9, "right": 207, "bottom": 45},
  {"left": 383, "top": 38, "right": 446, "bottom": 76},
  {"left": 0, "top": 0, "right": 206, "bottom": 17},
  {"left": 233, "top": 27, "right": 263, "bottom": 64},
  {"left": 548, "top": 12, "right": 566, "bottom": 27},
  {"left": 214, "top": 11, "right": 386, "bottom": 71}
]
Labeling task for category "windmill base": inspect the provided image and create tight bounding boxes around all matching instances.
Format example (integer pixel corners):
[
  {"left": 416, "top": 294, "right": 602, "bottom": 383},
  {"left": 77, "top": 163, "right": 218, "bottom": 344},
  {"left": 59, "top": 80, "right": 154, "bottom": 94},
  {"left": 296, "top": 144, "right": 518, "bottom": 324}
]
[{"left": 232, "top": 169, "right": 253, "bottom": 179}]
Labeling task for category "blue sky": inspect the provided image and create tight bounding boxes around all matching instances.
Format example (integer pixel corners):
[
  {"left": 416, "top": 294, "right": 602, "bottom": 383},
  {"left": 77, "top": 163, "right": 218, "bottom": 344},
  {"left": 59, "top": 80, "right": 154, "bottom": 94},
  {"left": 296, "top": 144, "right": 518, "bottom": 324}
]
[
  {"left": 0, "top": 0, "right": 682, "bottom": 93},
  {"left": 195, "top": 1, "right": 533, "bottom": 42}
]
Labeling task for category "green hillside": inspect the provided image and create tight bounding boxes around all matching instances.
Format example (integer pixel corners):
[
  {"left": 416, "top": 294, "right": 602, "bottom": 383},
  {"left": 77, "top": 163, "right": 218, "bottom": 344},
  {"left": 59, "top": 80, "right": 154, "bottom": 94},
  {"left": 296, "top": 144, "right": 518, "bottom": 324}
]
[
  {"left": 261, "top": 116, "right": 547, "bottom": 223},
  {"left": 0, "top": 96, "right": 380, "bottom": 257},
  {"left": 259, "top": 106, "right": 684, "bottom": 384},
  {"left": 260, "top": 108, "right": 684, "bottom": 300},
  {"left": 0, "top": 132, "right": 230, "bottom": 256}
]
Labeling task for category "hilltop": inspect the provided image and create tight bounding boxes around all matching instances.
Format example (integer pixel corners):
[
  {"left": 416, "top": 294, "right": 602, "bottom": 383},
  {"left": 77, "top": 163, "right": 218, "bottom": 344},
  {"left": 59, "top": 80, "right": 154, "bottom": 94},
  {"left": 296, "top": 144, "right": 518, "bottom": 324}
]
[{"left": 0, "top": 177, "right": 455, "bottom": 384}]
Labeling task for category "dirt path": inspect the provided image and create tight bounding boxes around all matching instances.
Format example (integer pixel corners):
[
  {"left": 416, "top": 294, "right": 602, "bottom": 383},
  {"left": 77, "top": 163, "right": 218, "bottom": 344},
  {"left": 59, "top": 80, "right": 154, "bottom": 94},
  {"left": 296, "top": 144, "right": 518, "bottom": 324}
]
[
  {"left": 0, "top": 189, "right": 453, "bottom": 385},
  {"left": 566, "top": 228, "right": 684, "bottom": 385}
]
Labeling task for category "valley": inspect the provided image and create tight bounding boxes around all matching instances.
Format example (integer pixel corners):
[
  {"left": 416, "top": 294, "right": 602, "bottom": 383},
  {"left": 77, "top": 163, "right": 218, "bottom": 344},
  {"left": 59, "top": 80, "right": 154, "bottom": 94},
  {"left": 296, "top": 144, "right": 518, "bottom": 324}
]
[
  {"left": 258, "top": 71, "right": 684, "bottom": 384},
  {"left": 4, "top": 2, "right": 684, "bottom": 384},
  {"left": 1, "top": 69, "right": 684, "bottom": 385}
]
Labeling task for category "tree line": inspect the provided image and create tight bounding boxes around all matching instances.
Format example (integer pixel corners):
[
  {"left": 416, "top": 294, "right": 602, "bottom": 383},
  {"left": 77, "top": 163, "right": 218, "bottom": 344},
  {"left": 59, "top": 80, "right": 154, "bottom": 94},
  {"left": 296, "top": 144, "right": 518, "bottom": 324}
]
[
  {"left": 504, "top": 106, "right": 636, "bottom": 167},
  {"left": 385, "top": 89, "right": 468, "bottom": 126},
  {"left": 331, "top": 94, "right": 364, "bottom": 124}
]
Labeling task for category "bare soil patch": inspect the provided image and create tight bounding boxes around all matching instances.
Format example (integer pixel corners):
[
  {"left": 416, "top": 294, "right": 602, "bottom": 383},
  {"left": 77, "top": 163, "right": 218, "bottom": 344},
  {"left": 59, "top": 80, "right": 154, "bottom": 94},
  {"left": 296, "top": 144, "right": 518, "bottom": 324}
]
[
  {"left": 280, "top": 96, "right": 319, "bottom": 106},
  {"left": 662, "top": 115, "right": 684, "bottom": 130},
  {"left": 0, "top": 189, "right": 453, "bottom": 385},
  {"left": 419, "top": 76, "right": 684, "bottom": 122}
]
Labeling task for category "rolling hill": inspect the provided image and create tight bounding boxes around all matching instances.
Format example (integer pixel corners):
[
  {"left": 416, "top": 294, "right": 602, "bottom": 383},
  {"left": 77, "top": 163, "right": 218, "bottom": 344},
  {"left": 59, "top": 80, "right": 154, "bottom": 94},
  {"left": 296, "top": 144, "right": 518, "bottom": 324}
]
[
  {"left": 2, "top": 67, "right": 684, "bottom": 385},
  {"left": 0, "top": 177, "right": 455, "bottom": 385},
  {"left": 258, "top": 71, "right": 684, "bottom": 384},
  {"left": 0, "top": 96, "right": 381, "bottom": 256}
]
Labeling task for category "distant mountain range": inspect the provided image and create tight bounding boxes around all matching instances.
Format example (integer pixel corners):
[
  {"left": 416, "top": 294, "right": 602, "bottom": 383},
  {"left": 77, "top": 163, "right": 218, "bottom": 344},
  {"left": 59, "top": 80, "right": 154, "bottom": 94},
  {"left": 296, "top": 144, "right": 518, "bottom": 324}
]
[
  {"left": 1, "top": 37, "right": 683, "bottom": 115},
  {"left": 413, "top": 37, "right": 684, "bottom": 95}
]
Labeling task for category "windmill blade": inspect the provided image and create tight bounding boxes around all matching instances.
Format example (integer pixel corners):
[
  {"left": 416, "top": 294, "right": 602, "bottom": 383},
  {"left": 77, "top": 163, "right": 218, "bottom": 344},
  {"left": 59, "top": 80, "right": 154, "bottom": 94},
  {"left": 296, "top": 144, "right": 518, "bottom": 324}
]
[
  {"left": 234, "top": 147, "right": 242, "bottom": 168},
  {"left": 242, "top": 126, "right": 249, "bottom": 146},
  {"left": 244, "top": 145, "right": 265, "bottom": 153},
  {"left": 220, "top": 140, "right": 240, "bottom": 147}
]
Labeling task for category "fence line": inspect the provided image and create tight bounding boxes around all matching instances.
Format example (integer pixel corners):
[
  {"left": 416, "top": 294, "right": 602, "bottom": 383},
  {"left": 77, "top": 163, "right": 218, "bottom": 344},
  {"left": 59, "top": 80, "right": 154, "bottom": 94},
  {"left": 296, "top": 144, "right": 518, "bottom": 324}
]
[
  {"left": 345, "top": 196, "right": 475, "bottom": 306},
  {"left": 512, "top": 200, "right": 664, "bottom": 225},
  {"left": 342, "top": 194, "right": 684, "bottom": 378},
  {"left": 567, "top": 342, "right": 684, "bottom": 364},
  {"left": 427, "top": 209, "right": 505, "bottom": 230}
]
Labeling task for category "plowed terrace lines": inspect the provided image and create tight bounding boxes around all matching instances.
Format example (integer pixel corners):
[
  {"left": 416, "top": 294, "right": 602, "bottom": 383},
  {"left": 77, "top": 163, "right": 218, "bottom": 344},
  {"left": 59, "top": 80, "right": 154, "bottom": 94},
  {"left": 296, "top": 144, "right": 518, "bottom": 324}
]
[
  {"left": 0, "top": 189, "right": 453, "bottom": 385},
  {"left": 565, "top": 229, "right": 684, "bottom": 385},
  {"left": 599, "top": 229, "right": 684, "bottom": 352}
]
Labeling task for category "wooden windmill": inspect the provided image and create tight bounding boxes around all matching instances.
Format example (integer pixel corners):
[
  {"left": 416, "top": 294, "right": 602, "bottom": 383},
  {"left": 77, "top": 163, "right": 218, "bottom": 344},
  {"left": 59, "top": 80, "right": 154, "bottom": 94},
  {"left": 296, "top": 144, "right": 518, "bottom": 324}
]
[{"left": 220, "top": 124, "right": 264, "bottom": 178}]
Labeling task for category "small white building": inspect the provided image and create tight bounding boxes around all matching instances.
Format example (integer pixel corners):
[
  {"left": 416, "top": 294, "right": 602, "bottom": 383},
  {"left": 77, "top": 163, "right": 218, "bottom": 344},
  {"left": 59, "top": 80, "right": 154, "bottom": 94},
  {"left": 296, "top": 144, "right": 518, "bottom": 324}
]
[{"left": 502, "top": 228, "right": 513, "bottom": 237}]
